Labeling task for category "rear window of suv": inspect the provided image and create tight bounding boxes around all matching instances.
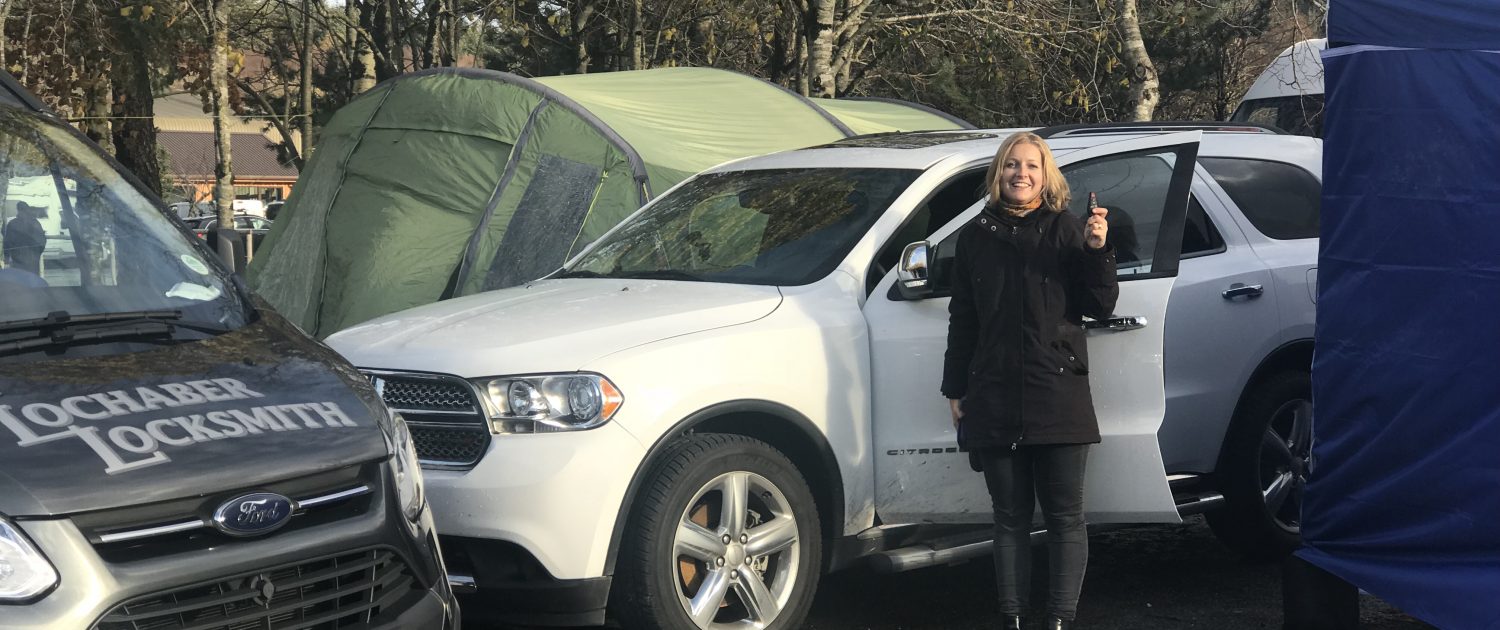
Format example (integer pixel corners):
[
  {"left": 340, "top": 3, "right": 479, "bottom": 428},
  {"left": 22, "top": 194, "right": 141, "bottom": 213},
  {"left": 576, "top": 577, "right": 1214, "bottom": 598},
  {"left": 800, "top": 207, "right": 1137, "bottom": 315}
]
[{"left": 1201, "top": 157, "right": 1321, "bottom": 240}]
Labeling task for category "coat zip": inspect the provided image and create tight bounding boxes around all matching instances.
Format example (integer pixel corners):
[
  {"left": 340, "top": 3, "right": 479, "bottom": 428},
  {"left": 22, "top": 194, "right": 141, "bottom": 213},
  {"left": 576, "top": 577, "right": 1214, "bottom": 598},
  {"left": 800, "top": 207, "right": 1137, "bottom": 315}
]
[{"left": 1012, "top": 223, "right": 1025, "bottom": 451}]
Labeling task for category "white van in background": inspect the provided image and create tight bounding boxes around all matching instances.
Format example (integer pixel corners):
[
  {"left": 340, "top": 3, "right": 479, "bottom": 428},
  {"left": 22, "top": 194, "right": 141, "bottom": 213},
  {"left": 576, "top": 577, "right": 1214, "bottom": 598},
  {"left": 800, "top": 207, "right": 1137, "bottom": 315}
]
[{"left": 1230, "top": 38, "right": 1326, "bottom": 137}]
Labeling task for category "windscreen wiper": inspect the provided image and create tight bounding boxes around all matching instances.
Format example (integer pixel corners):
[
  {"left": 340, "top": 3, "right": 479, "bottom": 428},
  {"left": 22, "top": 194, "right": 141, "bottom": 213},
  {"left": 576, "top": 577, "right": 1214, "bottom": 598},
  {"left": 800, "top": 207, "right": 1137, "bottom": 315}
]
[
  {"left": 0, "top": 322, "right": 178, "bottom": 356},
  {"left": 553, "top": 269, "right": 609, "bottom": 279},
  {"left": 0, "top": 310, "right": 232, "bottom": 356}
]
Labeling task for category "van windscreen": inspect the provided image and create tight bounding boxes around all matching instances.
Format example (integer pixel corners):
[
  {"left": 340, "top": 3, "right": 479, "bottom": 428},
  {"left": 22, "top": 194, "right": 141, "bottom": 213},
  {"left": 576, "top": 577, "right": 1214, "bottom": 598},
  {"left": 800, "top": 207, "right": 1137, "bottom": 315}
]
[
  {"left": 0, "top": 106, "right": 248, "bottom": 357},
  {"left": 1230, "top": 95, "right": 1325, "bottom": 138}
]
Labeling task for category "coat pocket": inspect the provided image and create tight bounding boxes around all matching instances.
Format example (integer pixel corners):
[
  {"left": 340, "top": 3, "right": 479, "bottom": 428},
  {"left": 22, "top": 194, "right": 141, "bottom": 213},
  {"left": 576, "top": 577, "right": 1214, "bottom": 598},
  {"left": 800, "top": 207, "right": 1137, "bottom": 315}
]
[{"left": 1050, "top": 338, "right": 1089, "bottom": 375}]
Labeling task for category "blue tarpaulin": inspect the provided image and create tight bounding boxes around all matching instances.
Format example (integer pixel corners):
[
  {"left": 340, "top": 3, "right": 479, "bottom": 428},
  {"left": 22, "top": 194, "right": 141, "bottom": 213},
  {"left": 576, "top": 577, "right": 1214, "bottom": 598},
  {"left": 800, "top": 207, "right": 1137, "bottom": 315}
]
[{"left": 1307, "top": 4, "right": 1500, "bottom": 628}]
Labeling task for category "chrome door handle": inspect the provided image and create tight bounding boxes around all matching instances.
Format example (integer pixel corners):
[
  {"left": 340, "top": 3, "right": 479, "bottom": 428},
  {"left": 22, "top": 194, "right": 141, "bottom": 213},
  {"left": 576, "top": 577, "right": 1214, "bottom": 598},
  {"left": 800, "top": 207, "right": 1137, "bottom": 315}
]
[
  {"left": 1222, "top": 283, "right": 1264, "bottom": 300},
  {"left": 1084, "top": 315, "right": 1148, "bottom": 331}
]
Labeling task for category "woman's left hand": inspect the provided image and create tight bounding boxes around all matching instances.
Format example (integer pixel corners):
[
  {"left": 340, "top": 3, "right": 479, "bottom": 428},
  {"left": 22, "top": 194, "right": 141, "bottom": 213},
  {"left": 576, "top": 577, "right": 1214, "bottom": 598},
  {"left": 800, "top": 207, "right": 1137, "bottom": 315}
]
[{"left": 1086, "top": 207, "right": 1109, "bottom": 250}]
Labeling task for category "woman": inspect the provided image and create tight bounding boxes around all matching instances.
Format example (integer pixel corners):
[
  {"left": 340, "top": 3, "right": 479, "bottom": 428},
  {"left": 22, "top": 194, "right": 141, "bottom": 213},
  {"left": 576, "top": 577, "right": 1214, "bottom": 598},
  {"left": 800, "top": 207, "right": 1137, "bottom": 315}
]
[{"left": 941, "top": 132, "right": 1117, "bottom": 630}]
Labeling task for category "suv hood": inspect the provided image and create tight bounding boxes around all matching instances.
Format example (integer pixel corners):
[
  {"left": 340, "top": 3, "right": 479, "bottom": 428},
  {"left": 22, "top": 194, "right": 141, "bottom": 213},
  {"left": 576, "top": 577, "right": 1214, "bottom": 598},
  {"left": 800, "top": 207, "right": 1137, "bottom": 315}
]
[
  {"left": 327, "top": 279, "right": 782, "bottom": 376},
  {"left": 0, "top": 312, "right": 389, "bottom": 516}
]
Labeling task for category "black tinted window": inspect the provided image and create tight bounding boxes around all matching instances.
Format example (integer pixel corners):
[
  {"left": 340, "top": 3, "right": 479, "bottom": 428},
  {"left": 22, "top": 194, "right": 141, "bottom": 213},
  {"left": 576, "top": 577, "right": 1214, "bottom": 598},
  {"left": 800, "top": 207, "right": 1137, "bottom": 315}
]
[
  {"left": 1182, "top": 195, "right": 1224, "bottom": 257},
  {"left": 1201, "top": 157, "right": 1320, "bottom": 240},
  {"left": 1230, "top": 95, "right": 1325, "bottom": 137}
]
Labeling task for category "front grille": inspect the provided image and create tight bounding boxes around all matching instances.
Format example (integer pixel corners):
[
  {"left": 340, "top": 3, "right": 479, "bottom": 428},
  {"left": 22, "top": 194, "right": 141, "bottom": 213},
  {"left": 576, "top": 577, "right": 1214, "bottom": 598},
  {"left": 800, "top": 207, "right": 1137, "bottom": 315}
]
[
  {"left": 378, "top": 377, "right": 478, "bottom": 412},
  {"left": 410, "top": 425, "right": 490, "bottom": 465},
  {"left": 94, "top": 548, "right": 416, "bottom": 630},
  {"left": 368, "top": 371, "right": 490, "bottom": 468}
]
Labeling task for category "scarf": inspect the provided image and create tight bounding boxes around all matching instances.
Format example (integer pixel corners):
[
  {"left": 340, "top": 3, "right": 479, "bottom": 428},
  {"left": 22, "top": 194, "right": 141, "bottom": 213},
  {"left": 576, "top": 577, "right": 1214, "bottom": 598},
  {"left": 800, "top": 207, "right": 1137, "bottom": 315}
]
[{"left": 999, "top": 194, "right": 1044, "bottom": 217}]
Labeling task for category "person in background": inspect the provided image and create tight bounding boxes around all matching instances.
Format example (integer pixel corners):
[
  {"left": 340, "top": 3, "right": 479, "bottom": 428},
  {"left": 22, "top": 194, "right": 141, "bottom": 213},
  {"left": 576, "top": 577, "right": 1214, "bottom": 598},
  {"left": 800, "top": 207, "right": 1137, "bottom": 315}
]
[
  {"left": 3, "top": 201, "right": 46, "bottom": 275},
  {"left": 942, "top": 132, "right": 1118, "bottom": 630}
]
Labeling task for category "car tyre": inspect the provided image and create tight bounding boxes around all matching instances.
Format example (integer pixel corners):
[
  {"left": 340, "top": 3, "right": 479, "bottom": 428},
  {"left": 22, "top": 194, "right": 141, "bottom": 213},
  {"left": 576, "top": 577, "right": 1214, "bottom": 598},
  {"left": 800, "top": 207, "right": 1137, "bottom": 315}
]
[
  {"left": 611, "top": 433, "right": 821, "bottom": 630},
  {"left": 1208, "top": 371, "right": 1312, "bottom": 560}
]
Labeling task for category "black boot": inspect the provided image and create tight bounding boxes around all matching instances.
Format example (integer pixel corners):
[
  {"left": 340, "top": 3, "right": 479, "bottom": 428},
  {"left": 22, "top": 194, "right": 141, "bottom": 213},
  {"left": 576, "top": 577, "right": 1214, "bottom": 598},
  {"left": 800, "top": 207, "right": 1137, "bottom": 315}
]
[
  {"left": 1000, "top": 614, "right": 1025, "bottom": 630},
  {"left": 1043, "top": 616, "right": 1072, "bottom": 630}
]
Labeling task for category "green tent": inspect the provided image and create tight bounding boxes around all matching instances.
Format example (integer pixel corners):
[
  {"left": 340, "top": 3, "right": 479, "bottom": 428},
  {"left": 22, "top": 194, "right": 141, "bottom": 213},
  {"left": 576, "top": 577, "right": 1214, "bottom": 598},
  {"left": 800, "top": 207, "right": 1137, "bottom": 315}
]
[{"left": 248, "top": 67, "right": 972, "bottom": 337}]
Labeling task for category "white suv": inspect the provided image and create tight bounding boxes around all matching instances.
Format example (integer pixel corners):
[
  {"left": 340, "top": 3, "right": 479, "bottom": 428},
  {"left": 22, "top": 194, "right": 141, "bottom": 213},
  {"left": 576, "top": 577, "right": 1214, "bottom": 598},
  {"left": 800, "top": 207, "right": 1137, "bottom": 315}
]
[{"left": 328, "top": 123, "right": 1321, "bottom": 629}]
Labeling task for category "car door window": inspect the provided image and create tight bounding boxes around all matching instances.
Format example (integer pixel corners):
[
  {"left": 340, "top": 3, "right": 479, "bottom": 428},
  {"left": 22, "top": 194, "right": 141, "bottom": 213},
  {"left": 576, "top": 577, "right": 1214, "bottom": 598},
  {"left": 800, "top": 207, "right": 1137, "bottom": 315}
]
[
  {"left": 1060, "top": 151, "right": 1181, "bottom": 276},
  {"left": 928, "top": 148, "right": 1187, "bottom": 293},
  {"left": 1181, "top": 195, "right": 1225, "bottom": 258},
  {"left": 867, "top": 167, "right": 987, "bottom": 294}
]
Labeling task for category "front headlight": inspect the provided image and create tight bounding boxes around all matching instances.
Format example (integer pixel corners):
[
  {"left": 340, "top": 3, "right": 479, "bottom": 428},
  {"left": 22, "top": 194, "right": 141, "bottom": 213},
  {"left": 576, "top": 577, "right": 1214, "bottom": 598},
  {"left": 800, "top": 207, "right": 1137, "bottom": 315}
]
[
  {"left": 0, "top": 516, "right": 57, "bottom": 601},
  {"left": 388, "top": 413, "right": 425, "bottom": 523},
  {"left": 478, "top": 373, "right": 624, "bottom": 434}
]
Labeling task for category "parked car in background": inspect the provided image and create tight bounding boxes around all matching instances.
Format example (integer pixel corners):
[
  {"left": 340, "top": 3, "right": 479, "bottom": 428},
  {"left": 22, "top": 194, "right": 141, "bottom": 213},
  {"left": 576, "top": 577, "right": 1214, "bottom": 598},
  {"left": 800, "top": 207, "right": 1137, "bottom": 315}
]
[
  {"left": 1230, "top": 38, "right": 1326, "bottom": 137},
  {"left": 0, "top": 70, "right": 458, "bottom": 629},
  {"left": 188, "top": 214, "right": 273, "bottom": 240},
  {"left": 329, "top": 123, "right": 1320, "bottom": 629}
]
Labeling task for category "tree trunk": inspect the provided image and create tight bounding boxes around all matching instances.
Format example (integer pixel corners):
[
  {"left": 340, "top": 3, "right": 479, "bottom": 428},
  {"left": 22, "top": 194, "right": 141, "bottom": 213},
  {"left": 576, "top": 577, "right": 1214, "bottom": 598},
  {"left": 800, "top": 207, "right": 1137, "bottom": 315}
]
[
  {"left": 208, "top": 0, "right": 236, "bottom": 264},
  {"left": 83, "top": 70, "right": 113, "bottom": 153},
  {"left": 300, "top": 0, "right": 314, "bottom": 161},
  {"left": 351, "top": 2, "right": 378, "bottom": 92},
  {"left": 1119, "top": 0, "right": 1158, "bottom": 121},
  {"left": 386, "top": 0, "right": 404, "bottom": 75},
  {"left": 807, "top": 0, "right": 837, "bottom": 97},
  {"left": 421, "top": 0, "right": 440, "bottom": 68},
  {"left": 443, "top": 0, "right": 458, "bottom": 67},
  {"left": 572, "top": 0, "right": 597, "bottom": 74},
  {"left": 797, "top": 30, "right": 810, "bottom": 96},
  {"left": 19, "top": 2, "right": 32, "bottom": 85},
  {"left": 0, "top": 0, "right": 11, "bottom": 72},
  {"left": 110, "top": 21, "right": 161, "bottom": 197},
  {"left": 630, "top": 0, "right": 643, "bottom": 69}
]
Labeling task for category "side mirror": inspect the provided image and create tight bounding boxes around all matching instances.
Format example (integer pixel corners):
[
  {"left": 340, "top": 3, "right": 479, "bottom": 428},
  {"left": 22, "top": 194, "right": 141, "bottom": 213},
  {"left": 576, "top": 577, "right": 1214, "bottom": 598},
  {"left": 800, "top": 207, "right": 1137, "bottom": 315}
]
[{"left": 896, "top": 240, "right": 933, "bottom": 300}]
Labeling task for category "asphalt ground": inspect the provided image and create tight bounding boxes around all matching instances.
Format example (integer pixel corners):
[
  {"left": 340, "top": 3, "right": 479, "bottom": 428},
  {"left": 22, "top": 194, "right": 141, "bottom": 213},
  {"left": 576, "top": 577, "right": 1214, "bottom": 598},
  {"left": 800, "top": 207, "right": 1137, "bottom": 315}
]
[{"left": 479, "top": 516, "right": 1434, "bottom": 630}]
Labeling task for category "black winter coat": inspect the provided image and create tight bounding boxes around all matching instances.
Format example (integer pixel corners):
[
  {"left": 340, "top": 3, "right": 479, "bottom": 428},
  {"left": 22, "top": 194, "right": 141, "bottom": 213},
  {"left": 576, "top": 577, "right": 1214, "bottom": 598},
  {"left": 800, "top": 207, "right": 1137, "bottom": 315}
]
[{"left": 941, "top": 205, "right": 1119, "bottom": 449}]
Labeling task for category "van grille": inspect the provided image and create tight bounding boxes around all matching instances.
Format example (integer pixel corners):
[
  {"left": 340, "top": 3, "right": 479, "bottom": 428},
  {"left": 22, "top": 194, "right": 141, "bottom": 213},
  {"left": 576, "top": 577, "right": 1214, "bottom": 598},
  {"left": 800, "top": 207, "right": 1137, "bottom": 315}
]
[
  {"left": 367, "top": 371, "right": 490, "bottom": 468},
  {"left": 93, "top": 548, "right": 416, "bottom": 630}
]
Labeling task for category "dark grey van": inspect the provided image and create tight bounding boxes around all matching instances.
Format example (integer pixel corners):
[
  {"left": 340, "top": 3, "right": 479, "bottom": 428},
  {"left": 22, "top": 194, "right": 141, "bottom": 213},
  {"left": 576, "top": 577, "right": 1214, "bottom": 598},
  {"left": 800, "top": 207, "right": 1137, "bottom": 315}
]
[{"left": 0, "top": 73, "right": 457, "bottom": 628}]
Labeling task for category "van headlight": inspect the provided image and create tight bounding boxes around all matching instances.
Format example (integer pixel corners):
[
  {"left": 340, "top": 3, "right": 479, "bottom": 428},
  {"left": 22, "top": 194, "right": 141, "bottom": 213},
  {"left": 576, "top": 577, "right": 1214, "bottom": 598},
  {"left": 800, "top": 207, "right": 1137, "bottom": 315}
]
[
  {"left": 0, "top": 517, "right": 57, "bottom": 601},
  {"left": 476, "top": 373, "right": 624, "bottom": 434},
  {"left": 388, "top": 413, "right": 425, "bottom": 523}
]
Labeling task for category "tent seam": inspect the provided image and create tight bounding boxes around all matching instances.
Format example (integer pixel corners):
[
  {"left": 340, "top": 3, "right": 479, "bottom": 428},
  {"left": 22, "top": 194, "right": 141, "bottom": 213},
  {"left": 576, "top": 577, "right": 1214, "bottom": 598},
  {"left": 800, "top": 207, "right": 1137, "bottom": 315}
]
[
  {"left": 310, "top": 81, "right": 400, "bottom": 337},
  {"left": 451, "top": 97, "right": 550, "bottom": 295},
  {"left": 399, "top": 67, "right": 653, "bottom": 206}
]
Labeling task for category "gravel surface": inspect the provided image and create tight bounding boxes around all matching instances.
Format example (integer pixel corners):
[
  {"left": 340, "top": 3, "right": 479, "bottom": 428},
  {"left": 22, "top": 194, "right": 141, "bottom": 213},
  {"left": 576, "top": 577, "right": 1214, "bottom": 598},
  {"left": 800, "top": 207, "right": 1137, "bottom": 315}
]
[{"left": 478, "top": 516, "right": 1434, "bottom": 630}]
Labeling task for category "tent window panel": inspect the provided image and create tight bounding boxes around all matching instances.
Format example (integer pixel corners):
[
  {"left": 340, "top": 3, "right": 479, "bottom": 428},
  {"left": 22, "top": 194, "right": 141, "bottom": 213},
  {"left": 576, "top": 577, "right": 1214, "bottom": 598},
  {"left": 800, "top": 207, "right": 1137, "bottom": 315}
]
[{"left": 482, "top": 153, "right": 603, "bottom": 290}]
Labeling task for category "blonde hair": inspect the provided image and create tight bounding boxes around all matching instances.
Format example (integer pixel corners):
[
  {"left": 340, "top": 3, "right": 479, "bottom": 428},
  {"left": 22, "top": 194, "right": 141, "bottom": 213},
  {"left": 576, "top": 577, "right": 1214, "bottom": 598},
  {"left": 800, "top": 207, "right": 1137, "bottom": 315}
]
[{"left": 985, "top": 132, "right": 1070, "bottom": 212}]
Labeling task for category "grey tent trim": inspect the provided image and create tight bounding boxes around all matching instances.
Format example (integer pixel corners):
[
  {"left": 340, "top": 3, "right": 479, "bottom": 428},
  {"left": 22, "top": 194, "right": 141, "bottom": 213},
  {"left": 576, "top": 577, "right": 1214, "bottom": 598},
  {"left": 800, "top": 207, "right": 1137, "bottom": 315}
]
[
  {"left": 450, "top": 97, "right": 550, "bottom": 296},
  {"left": 400, "top": 67, "right": 652, "bottom": 206},
  {"left": 842, "top": 96, "right": 977, "bottom": 129},
  {"left": 309, "top": 80, "right": 401, "bottom": 334}
]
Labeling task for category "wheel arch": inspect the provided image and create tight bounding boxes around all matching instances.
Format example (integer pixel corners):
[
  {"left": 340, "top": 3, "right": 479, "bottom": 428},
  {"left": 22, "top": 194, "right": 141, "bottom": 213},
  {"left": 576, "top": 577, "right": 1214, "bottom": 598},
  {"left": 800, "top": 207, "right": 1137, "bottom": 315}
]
[
  {"left": 603, "top": 400, "right": 846, "bottom": 576},
  {"left": 1215, "top": 338, "right": 1314, "bottom": 466}
]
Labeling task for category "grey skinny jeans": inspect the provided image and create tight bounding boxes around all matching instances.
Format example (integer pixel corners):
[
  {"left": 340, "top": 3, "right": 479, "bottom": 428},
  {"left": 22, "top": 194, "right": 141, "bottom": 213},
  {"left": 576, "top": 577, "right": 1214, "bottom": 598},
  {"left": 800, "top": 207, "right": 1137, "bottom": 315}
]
[{"left": 977, "top": 444, "right": 1090, "bottom": 620}]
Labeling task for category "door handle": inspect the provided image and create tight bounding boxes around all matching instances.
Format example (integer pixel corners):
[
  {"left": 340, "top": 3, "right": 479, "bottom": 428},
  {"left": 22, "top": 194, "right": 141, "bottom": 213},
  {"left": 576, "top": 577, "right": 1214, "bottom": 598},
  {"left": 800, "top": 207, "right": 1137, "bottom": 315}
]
[
  {"left": 1084, "top": 315, "right": 1148, "bottom": 331},
  {"left": 1222, "top": 283, "right": 1264, "bottom": 300}
]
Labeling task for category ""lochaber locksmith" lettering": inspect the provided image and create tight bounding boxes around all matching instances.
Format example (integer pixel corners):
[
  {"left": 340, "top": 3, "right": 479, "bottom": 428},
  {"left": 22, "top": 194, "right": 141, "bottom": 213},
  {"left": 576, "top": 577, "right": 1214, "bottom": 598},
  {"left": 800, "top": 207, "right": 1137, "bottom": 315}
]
[{"left": 0, "top": 378, "right": 360, "bottom": 474}]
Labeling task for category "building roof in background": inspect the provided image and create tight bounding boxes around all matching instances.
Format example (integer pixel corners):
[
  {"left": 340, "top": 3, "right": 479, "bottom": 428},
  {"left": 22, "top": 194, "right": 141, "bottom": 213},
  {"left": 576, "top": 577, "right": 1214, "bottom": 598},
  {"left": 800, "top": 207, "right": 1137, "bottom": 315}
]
[
  {"left": 158, "top": 130, "right": 297, "bottom": 180},
  {"left": 154, "top": 93, "right": 283, "bottom": 137}
]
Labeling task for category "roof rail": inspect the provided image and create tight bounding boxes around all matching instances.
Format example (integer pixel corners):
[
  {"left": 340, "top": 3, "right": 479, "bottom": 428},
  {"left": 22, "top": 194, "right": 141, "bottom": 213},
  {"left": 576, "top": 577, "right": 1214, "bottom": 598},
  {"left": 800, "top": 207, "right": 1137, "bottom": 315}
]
[{"left": 1035, "top": 121, "right": 1287, "bottom": 138}]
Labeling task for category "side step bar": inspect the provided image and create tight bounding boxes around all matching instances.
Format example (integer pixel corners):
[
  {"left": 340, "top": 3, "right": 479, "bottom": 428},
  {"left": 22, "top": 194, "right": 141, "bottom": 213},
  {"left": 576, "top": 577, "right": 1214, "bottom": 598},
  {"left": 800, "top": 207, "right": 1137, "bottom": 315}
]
[
  {"left": 868, "top": 529, "right": 1046, "bottom": 574},
  {"left": 866, "top": 476, "right": 1225, "bottom": 574}
]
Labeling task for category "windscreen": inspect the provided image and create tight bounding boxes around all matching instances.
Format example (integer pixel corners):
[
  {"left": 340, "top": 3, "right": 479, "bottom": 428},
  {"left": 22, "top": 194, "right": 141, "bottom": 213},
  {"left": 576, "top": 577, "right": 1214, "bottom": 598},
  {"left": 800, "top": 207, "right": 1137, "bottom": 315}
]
[{"left": 565, "top": 167, "right": 921, "bottom": 286}]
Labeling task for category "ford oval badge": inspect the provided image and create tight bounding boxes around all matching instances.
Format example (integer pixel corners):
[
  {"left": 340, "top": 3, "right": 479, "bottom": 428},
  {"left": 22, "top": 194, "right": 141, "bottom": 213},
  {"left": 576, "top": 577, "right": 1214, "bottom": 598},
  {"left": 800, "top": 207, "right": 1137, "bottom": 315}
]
[{"left": 212, "top": 493, "right": 295, "bottom": 537}]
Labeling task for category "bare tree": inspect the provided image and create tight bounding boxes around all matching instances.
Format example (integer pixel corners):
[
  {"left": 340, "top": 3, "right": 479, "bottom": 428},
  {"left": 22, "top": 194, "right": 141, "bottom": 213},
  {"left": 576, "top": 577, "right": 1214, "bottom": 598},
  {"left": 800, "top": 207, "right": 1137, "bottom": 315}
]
[
  {"left": 1120, "top": 0, "right": 1159, "bottom": 120},
  {"left": 300, "top": 0, "right": 313, "bottom": 159}
]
